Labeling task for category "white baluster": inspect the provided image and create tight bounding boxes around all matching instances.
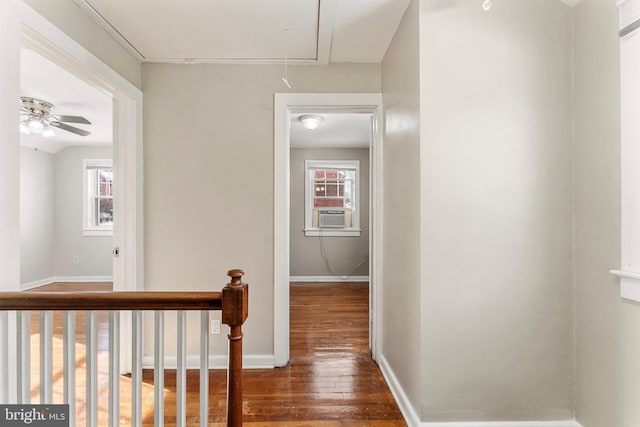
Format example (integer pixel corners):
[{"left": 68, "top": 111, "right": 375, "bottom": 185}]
[
  {"left": 17, "top": 311, "right": 30, "bottom": 404},
  {"left": 109, "top": 311, "right": 120, "bottom": 427},
  {"left": 0, "top": 311, "right": 8, "bottom": 403},
  {"left": 63, "top": 311, "right": 76, "bottom": 427},
  {"left": 86, "top": 311, "right": 98, "bottom": 427},
  {"left": 200, "top": 311, "right": 209, "bottom": 426},
  {"left": 40, "top": 310, "right": 53, "bottom": 403},
  {"left": 176, "top": 310, "right": 186, "bottom": 427},
  {"left": 154, "top": 311, "right": 164, "bottom": 427},
  {"left": 132, "top": 310, "right": 142, "bottom": 427}
]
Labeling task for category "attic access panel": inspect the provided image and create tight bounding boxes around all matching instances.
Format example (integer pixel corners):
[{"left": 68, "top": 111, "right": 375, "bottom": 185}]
[{"left": 82, "top": 0, "right": 319, "bottom": 61}]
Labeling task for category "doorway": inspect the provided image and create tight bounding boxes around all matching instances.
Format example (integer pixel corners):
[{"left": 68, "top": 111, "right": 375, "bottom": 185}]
[
  {"left": 274, "top": 93, "right": 384, "bottom": 367},
  {"left": 20, "top": 4, "right": 144, "bottom": 294},
  {"left": 19, "top": 47, "right": 115, "bottom": 290}
]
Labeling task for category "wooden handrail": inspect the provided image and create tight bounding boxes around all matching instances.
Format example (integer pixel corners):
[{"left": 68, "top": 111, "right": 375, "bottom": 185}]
[
  {"left": 0, "top": 268, "right": 249, "bottom": 427},
  {"left": 0, "top": 291, "right": 222, "bottom": 311}
]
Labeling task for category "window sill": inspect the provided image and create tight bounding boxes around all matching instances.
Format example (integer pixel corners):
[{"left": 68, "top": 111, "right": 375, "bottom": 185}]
[
  {"left": 82, "top": 229, "right": 113, "bottom": 237},
  {"left": 304, "top": 229, "right": 361, "bottom": 237},
  {"left": 610, "top": 269, "right": 640, "bottom": 302}
]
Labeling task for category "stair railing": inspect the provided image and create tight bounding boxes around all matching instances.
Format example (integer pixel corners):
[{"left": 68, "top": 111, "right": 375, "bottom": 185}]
[{"left": 0, "top": 268, "right": 248, "bottom": 427}]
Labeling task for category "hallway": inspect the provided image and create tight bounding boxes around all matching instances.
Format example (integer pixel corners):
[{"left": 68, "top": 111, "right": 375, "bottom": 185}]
[
  {"left": 27, "top": 281, "right": 405, "bottom": 425},
  {"left": 253, "top": 282, "right": 405, "bottom": 425}
]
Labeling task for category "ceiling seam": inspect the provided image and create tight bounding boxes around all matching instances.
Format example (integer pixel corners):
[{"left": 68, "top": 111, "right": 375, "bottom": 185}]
[{"left": 79, "top": 1, "right": 146, "bottom": 60}]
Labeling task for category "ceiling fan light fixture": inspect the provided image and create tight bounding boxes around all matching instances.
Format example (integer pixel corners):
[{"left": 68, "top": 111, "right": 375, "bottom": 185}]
[
  {"left": 28, "top": 119, "right": 44, "bottom": 134},
  {"left": 19, "top": 97, "right": 92, "bottom": 138},
  {"left": 19, "top": 122, "right": 31, "bottom": 135},
  {"left": 42, "top": 126, "right": 55, "bottom": 138},
  {"left": 299, "top": 115, "right": 323, "bottom": 130}
]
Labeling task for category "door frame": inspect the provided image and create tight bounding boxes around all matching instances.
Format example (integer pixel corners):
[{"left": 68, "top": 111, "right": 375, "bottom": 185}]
[
  {"left": 19, "top": 3, "right": 144, "bottom": 294},
  {"left": 274, "top": 93, "right": 384, "bottom": 367},
  {"left": 19, "top": 3, "right": 143, "bottom": 373}
]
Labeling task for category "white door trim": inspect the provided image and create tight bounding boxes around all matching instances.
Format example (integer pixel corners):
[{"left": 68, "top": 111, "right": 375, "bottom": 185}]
[
  {"left": 274, "top": 93, "right": 384, "bottom": 367},
  {"left": 18, "top": 2, "right": 144, "bottom": 294},
  {"left": 18, "top": 3, "right": 143, "bottom": 374}
]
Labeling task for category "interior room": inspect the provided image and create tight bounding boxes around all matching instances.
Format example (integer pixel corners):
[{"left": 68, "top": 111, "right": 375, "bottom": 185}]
[
  {"left": 0, "top": 0, "right": 636, "bottom": 426},
  {"left": 19, "top": 47, "right": 114, "bottom": 289}
]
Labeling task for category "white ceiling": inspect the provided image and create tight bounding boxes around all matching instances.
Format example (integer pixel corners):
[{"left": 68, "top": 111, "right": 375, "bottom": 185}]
[
  {"left": 74, "top": 0, "right": 411, "bottom": 63},
  {"left": 20, "top": 48, "right": 113, "bottom": 153},
  {"left": 290, "top": 113, "right": 371, "bottom": 149},
  {"left": 19, "top": 0, "right": 581, "bottom": 154}
]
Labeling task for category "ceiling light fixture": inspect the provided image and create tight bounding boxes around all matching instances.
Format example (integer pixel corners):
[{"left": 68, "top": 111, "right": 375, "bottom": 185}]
[
  {"left": 20, "top": 117, "right": 55, "bottom": 138},
  {"left": 19, "top": 122, "right": 31, "bottom": 135},
  {"left": 299, "top": 115, "right": 323, "bottom": 130},
  {"left": 19, "top": 97, "right": 92, "bottom": 138},
  {"left": 482, "top": 0, "right": 492, "bottom": 11},
  {"left": 42, "top": 127, "right": 55, "bottom": 138}
]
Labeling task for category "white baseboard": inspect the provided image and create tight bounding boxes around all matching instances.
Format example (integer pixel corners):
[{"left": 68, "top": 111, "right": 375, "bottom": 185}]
[
  {"left": 378, "top": 355, "right": 582, "bottom": 427},
  {"left": 289, "top": 275, "right": 369, "bottom": 283},
  {"left": 378, "top": 355, "right": 422, "bottom": 426},
  {"left": 21, "top": 275, "right": 113, "bottom": 290},
  {"left": 21, "top": 277, "right": 56, "bottom": 290},
  {"left": 53, "top": 275, "right": 113, "bottom": 283},
  {"left": 421, "top": 423, "right": 583, "bottom": 427},
  {"left": 141, "top": 354, "right": 275, "bottom": 370}
]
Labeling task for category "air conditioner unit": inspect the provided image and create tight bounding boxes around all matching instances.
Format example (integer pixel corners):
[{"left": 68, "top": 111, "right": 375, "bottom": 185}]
[{"left": 319, "top": 209, "right": 346, "bottom": 228}]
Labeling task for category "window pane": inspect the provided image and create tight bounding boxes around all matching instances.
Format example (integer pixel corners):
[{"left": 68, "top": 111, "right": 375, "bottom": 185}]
[
  {"left": 314, "top": 198, "right": 344, "bottom": 208},
  {"left": 97, "top": 169, "right": 114, "bottom": 197},
  {"left": 314, "top": 184, "right": 326, "bottom": 196},
  {"left": 95, "top": 198, "right": 114, "bottom": 226},
  {"left": 344, "top": 181, "right": 352, "bottom": 198},
  {"left": 314, "top": 170, "right": 325, "bottom": 179},
  {"left": 326, "top": 184, "right": 338, "bottom": 196}
]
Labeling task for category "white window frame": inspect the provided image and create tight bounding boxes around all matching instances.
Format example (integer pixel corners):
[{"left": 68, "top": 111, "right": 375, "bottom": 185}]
[
  {"left": 304, "top": 159, "right": 360, "bottom": 237},
  {"left": 611, "top": 0, "right": 640, "bottom": 301},
  {"left": 82, "top": 158, "right": 113, "bottom": 237}
]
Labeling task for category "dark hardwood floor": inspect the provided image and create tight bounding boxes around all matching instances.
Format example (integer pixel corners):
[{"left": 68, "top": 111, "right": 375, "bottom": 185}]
[{"left": 27, "top": 282, "right": 406, "bottom": 426}]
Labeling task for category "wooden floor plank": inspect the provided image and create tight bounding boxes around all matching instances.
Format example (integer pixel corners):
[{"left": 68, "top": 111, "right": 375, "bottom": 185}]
[{"left": 26, "top": 281, "right": 406, "bottom": 426}]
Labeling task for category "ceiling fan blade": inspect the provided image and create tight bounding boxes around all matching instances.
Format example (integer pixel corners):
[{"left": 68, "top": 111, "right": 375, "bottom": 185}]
[
  {"left": 50, "top": 122, "right": 92, "bottom": 136},
  {"left": 52, "top": 115, "right": 91, "bottom": 125}
]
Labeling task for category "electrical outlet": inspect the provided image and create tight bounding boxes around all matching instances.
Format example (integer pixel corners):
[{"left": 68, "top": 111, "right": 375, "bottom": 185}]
[
  {"left": 210, "top": 319, "right": 221, "bottom": 335},
  {"left": 73, "top": 256, "right": 80, "bottom": 264}
]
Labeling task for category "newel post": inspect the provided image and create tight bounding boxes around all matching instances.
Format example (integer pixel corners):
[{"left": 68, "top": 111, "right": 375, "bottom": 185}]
[{"left": 222, "top": 269, "right": 248, "bottom": 427}]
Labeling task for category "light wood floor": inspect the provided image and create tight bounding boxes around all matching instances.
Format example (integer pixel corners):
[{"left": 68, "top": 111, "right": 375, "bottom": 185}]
[{"left": 27, "top": 282, "right": 406, "bottom": 426}]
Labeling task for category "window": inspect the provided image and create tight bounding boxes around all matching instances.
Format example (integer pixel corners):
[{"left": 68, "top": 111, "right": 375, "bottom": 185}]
[
  {"left": 304, "top": 160, "right": 360, "bottom": 237},
  {"left": 83, "top": 159, "right": 113, "bottom": 236},
  {"left": 612, "top": 0, "right": 640, "bottom": 301}
]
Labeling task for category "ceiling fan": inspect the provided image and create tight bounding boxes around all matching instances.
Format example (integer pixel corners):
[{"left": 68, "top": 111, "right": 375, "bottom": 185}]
[{"left": 20, "top": 96, "right": 92, "bottom": 138}]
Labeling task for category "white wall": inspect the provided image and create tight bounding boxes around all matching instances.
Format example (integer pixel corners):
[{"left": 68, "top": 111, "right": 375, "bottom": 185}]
[
  {"left": 22, "top": 0, "right": 141, "bottom": 89},
  {"left": 20, "top": 147, "right": 55, "bottom": 285},
  {"left": 406, "top": 0, "right": 573, "bottom": 421},
  {"left": 142, "top": 62, "right": 381, "bottom": 358},
  {"left": 53, "top": 146, "right": 113, "bottom": 278},
  {"left": 19, "top": 146, "right": 113, "bottom": 285},
  {"left": 573, "top": 1, "right": 638, "bottom": 426},
  {"left": 0, "top": 0, "right": 21, "bottom": 292},
  {"left": 290, "top": 147, "right": 369, "bottom": 278},
  {"left": 381, "top": 0, "right": 423, "bottom": 415}
]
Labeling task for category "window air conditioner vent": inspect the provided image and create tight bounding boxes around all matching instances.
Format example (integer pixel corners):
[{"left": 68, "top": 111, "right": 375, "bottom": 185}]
[{"left": 319, "top": 210, "right": 346, "bottom": 228}]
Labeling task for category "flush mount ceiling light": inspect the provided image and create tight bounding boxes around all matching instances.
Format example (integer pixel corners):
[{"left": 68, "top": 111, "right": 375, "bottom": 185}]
[
  {"left": 482, "top": 0, "right": 492, "bottom": 11},
  {"left": 299, "top": 115, "right": 324, "bottom": 130}
]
